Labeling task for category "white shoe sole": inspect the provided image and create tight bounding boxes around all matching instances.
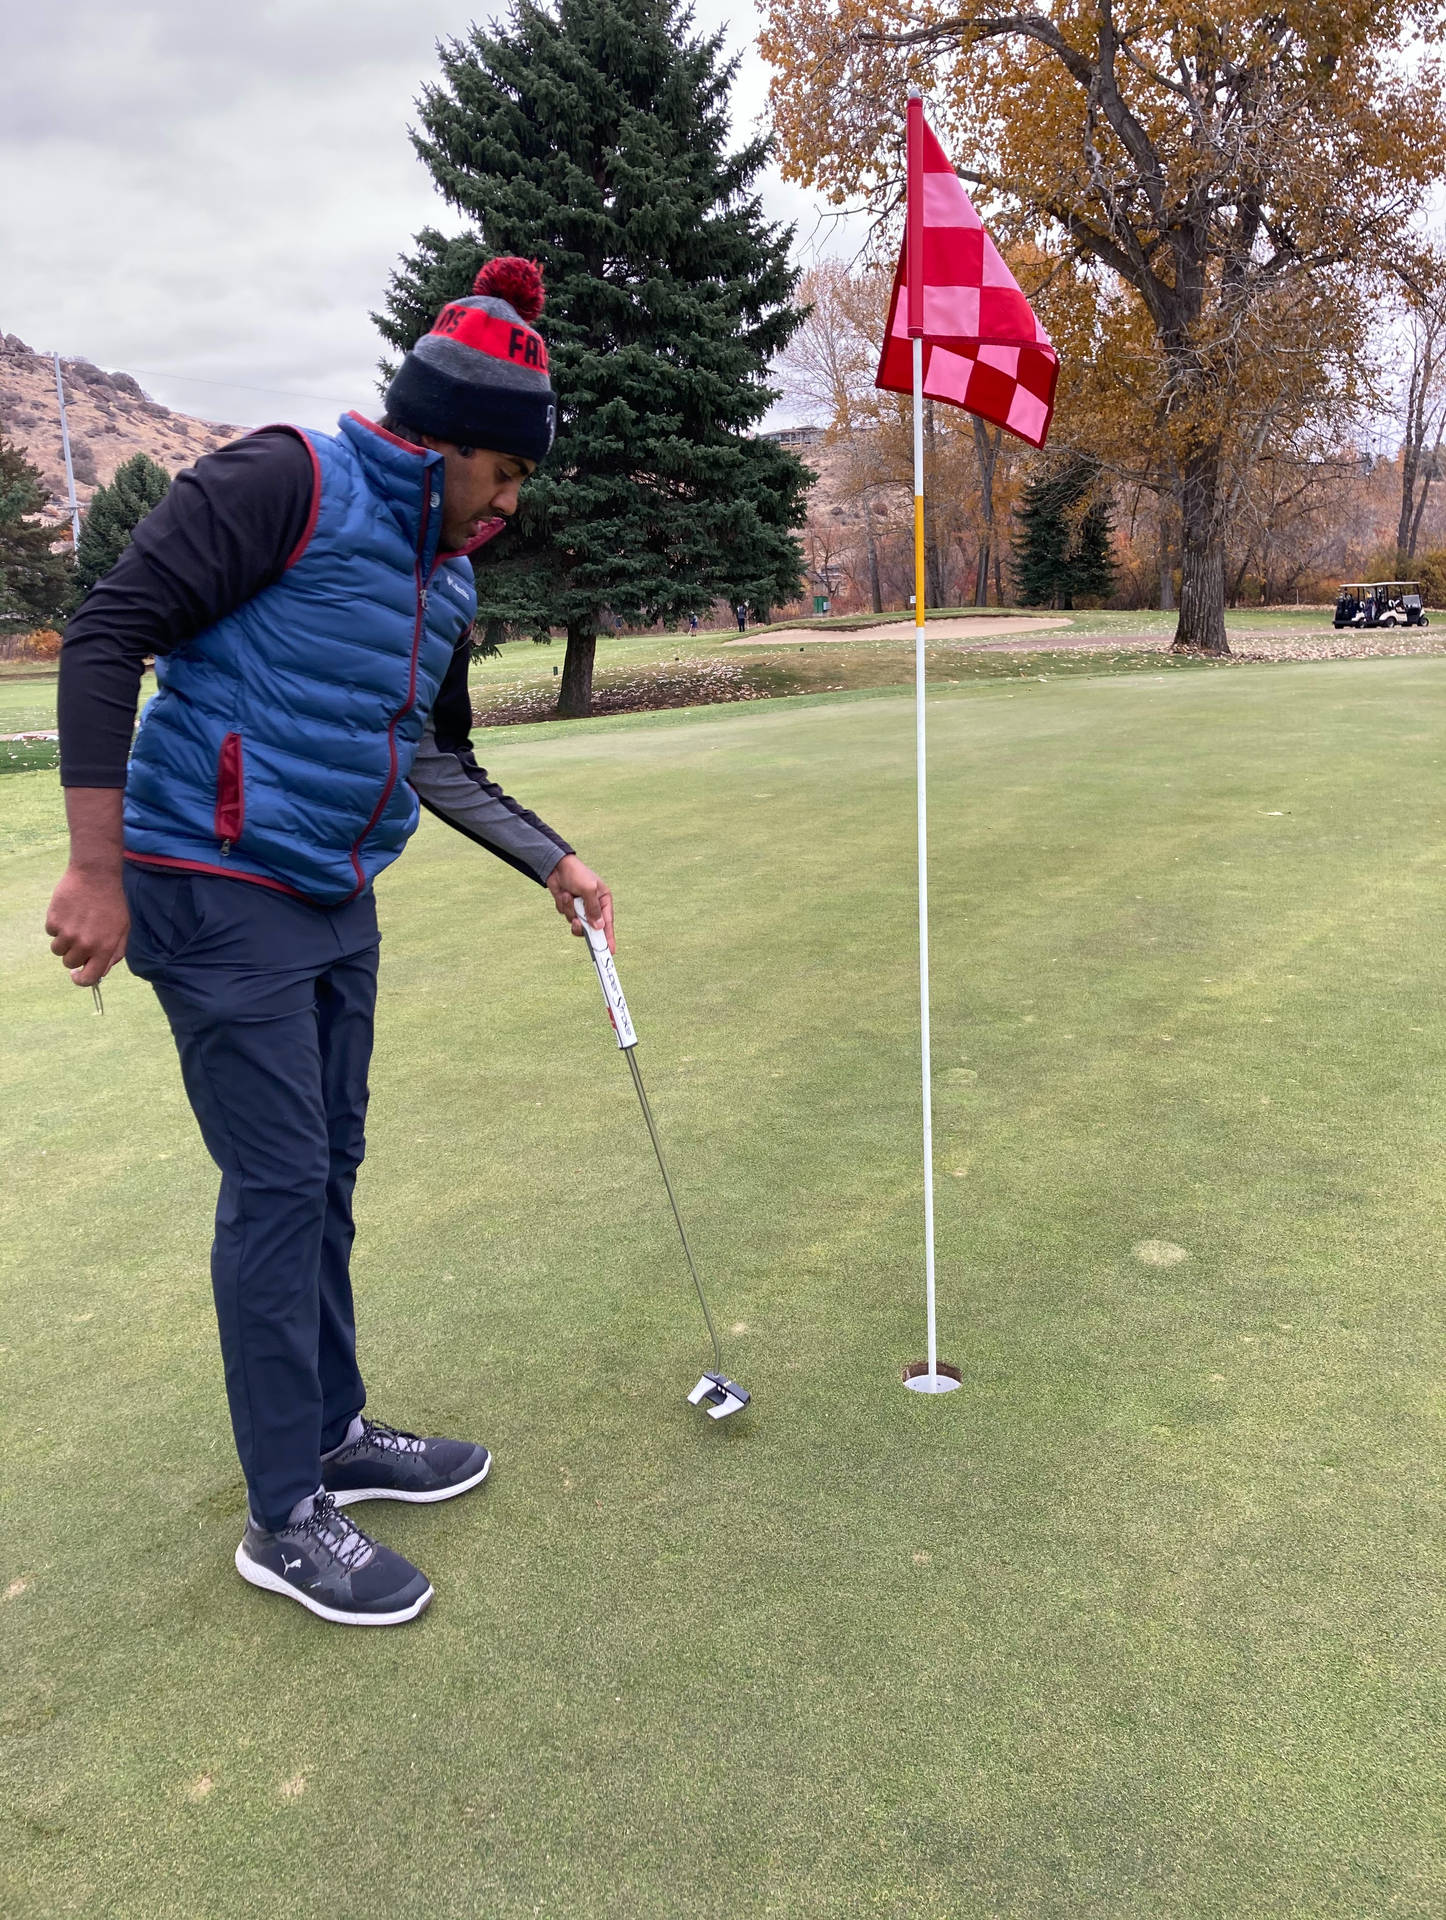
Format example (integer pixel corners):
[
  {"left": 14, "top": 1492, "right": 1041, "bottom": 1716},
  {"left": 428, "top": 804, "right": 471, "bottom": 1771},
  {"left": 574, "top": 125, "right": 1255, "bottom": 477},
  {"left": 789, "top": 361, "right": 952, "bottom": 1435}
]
[
  {"left": 234, "top": 1544, "right": 434, "bottom": 1626},
  {"left": 327, "top": 1451, "right": 492, "bottom": 1508}
]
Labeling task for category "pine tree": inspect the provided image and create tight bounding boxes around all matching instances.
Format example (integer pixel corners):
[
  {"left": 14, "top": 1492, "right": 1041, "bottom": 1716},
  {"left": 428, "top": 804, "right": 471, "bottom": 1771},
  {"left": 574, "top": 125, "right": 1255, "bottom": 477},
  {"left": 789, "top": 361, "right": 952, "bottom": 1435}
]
[
  {"left": 73, "top": 453, "right": 172, "bottom": 598},
  {"left": 1011, "top": 456, "right": 1115, "bottom": 609},
  {"left": 1069, "top": 498, "right": 1117, "bottom": 605},
  {"left": 377, "top": 0, "right": 810, "bottom": 716},
  {"left": 0, "top": 437, "right": 73, "bottom": 632},
  {"left": 1012, "top": 461, "right": 1085, "bottom": 609}
]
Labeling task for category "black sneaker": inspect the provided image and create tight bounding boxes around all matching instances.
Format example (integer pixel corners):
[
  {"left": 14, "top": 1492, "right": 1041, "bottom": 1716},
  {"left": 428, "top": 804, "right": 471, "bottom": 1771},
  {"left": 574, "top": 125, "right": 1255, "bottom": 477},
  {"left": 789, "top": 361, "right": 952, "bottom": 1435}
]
[
  {"left": 322, "top": 1417, "right": 492, "bottom": 1508},
  {"left": 234, "top": 1492, "right": 433, "bottom": 1626}
]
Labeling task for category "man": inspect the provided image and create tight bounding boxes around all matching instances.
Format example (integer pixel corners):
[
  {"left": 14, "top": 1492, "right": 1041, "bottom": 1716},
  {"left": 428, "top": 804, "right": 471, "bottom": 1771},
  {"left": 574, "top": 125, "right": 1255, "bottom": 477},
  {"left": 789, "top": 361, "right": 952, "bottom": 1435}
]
[{"left": 46, "top": 257, "right": 611, "bottom": 1628}]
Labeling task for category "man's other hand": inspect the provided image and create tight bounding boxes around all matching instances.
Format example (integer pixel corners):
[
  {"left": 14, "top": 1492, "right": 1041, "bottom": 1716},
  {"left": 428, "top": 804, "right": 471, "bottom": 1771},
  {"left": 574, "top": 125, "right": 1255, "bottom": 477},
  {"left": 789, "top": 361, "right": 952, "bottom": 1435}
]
[
  {"left": 547, "top": 855, "right": 615, "bottom": 953},
  {"left": 46, "top": 866, "right": 130, "bottom": 987},
  {"left": 47, "top": 789, "right": 129, "bottom": 988}
]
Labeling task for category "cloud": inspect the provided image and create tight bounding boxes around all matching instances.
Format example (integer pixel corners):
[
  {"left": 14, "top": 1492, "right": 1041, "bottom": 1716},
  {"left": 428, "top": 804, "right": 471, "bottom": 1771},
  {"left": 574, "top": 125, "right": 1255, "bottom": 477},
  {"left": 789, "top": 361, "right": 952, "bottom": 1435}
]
[{"left": 2, "top": 1, "right": 866, "bottom": 432}]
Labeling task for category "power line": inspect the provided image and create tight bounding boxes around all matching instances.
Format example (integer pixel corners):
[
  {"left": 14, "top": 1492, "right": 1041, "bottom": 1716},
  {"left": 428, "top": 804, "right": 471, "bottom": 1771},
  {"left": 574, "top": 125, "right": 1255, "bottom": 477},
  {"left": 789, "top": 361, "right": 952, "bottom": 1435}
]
[{"left": 114, "top": 364, "right": 364, "bottom": 408}]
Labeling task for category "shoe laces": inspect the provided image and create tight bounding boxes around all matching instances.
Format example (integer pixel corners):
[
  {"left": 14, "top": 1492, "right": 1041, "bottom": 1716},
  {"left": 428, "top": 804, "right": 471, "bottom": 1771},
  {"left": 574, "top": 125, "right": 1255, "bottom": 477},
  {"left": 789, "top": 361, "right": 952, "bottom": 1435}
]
[
  {"left": 297, "top": 1491, "right": 374, "bottom": 1571},
  {"left": 361, "top": 1418, "right": 426, "bottom": 1456}
]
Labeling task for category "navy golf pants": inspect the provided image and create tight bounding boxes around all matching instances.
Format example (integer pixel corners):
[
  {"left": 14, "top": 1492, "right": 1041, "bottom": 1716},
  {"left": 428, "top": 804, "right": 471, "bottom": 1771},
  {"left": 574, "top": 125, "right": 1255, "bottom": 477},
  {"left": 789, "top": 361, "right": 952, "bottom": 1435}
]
[{"left": 125, "top": 865, "right": 379, "bottom": 1531}]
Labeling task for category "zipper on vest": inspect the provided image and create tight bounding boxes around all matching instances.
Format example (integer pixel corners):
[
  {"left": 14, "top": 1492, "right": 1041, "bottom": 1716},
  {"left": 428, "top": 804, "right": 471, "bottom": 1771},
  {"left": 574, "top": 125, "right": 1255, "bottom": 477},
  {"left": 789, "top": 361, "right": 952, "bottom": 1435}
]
[
  {"left": 214, "top": 731, "right": 246, "bottom": 855},
  {"left": 344, "top": 481, "right": 435, "bottom": 899}
]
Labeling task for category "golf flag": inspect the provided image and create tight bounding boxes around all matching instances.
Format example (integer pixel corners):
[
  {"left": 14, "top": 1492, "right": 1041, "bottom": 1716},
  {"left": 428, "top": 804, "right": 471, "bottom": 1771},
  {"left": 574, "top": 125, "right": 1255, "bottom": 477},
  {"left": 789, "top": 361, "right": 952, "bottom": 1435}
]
[
  {"left": 889, "top": 94, "right": 1061, "bottom": 1399},
  {"left": 875, "top": 110, "right": 1057, "bottom": 448}
]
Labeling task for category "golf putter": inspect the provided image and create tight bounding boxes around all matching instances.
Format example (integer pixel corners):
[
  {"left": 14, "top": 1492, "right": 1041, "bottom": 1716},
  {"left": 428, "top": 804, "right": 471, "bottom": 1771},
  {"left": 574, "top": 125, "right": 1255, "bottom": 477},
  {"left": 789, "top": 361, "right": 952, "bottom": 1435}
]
[{"left": 573, "top": 902, "right": 750, "bottom": 1421}]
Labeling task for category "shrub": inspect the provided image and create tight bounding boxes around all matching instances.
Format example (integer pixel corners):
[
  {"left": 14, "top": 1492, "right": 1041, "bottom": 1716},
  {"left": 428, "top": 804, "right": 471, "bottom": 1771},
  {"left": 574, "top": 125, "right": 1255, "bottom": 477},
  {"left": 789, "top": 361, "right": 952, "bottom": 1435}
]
[
  {"left": 0, "top": 627, "right": 62, "bottom": 661},
  {"left": 1414, "top": 551, "right": 1446, "bottom": 608}
]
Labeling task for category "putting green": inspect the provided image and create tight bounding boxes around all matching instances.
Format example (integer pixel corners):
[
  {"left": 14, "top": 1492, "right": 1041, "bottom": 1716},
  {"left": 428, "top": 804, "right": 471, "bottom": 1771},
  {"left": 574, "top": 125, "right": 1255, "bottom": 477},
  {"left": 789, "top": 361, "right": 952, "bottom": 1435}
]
[{"left": 4, "top": 661, "right": 1445, "bottom": 1917}]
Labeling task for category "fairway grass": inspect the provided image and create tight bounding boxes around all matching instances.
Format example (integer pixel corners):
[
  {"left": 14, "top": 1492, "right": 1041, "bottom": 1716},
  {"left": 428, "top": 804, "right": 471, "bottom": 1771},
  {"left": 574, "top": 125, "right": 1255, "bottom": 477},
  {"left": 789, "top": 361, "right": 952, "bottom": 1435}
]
[{"left": 3, "top": 660, "right": 1445, "bottom": 1916}]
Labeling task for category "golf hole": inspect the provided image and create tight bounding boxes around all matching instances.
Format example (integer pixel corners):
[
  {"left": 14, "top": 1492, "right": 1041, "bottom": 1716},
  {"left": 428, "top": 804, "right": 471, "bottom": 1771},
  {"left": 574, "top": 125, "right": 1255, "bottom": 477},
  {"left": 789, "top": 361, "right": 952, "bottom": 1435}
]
[{"left": 902, "top": 1359, "right": 963, "bottom": 1394}]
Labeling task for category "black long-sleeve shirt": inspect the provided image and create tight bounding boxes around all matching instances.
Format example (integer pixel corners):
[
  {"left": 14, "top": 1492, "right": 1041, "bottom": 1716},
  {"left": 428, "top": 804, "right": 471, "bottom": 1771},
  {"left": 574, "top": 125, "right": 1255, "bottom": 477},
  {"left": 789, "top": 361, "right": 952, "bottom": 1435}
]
[{"left": 58, "top": 430, "right": 572, "bottom": 885}]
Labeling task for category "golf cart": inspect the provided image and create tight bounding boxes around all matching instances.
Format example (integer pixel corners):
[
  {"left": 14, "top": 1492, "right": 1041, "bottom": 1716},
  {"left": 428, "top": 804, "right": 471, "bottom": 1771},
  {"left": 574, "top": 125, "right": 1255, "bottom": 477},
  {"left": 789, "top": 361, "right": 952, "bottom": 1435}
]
[
  {"left": 1373, "top": 581, "right": 1428, "bottom": 627},
  {"left": 1333, "top": 581, "right": 1429, "bottom": 629}
]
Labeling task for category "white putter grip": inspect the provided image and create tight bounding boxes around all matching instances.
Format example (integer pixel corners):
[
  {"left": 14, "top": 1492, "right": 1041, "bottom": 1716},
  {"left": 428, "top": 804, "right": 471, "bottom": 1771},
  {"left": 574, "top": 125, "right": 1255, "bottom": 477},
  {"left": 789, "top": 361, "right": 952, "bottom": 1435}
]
[{"left": 577, "top": 905, "right": 637, "bottom": 1049}]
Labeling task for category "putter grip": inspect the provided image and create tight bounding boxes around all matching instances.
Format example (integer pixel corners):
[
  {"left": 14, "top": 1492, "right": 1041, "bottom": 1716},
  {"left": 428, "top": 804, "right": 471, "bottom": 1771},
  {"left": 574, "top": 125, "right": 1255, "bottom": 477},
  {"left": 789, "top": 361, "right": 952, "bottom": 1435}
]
[{"left": 577, "top": 907, "right": 637, "bottom": 1049}]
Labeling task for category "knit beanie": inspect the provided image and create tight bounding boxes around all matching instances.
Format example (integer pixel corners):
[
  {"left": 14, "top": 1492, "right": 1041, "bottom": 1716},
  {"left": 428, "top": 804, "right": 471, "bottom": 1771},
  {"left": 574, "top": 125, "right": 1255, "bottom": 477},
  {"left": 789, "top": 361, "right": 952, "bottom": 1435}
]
[{"left": 384, "top": 257, "right": 557, "bottom": 463}]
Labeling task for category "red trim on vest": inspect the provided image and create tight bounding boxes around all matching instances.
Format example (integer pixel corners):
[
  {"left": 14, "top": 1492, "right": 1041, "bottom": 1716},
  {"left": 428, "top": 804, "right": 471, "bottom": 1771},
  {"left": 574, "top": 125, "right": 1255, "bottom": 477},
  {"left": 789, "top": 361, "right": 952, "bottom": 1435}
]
[
  {"left": 345, "top": 411, "right": 430, "bottom": 455},
  {"left": 247, "top": 423, "right": 324, "bottom": 569},
  {"left": 124, "top": 852, "right": 314, "bottom": 901},
  {"left": 285, "top": 435, "right": 322, "bottom": 567},
  {"left": 430, "top": 303, "right": 549, "bottom": 374},
  {"left": 343, "top": 479, "right": 435, "bottom": 901}
]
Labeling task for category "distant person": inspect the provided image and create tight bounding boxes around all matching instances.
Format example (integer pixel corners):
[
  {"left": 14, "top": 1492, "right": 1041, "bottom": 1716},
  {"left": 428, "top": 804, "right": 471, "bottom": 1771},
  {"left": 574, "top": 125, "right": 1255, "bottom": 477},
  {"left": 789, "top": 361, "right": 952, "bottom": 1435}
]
[
  {"left": 688, "top": 612, "right": 699, "bottom": 635},
  {"left": 46, "top": 258, "right": 615, "bottom": 1628},
  {"left": 735, "top": 603, "right": 747, "bottom": 633}
]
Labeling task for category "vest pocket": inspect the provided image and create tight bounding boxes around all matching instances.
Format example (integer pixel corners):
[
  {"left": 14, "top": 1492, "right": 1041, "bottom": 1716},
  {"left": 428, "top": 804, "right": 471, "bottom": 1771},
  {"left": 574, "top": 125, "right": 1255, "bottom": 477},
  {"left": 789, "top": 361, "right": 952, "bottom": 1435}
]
[{"left": 214, "top": 731, "right": 246, "bottom": 849}]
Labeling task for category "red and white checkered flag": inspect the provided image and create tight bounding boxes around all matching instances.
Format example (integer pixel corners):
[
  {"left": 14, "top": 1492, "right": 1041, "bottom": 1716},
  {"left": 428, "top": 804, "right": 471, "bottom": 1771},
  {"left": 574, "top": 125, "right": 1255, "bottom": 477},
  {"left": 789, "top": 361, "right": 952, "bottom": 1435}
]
[{"left": 875, "top": 111, "right": 1057, "bottom": 448}]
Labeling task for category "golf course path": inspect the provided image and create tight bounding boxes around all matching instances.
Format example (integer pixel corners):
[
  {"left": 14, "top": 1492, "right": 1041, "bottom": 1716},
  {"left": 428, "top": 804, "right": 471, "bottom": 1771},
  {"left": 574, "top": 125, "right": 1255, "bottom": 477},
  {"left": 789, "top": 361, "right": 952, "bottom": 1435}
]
[{"left": 730, "top": 614, "right": 1073, "bottom": 646}]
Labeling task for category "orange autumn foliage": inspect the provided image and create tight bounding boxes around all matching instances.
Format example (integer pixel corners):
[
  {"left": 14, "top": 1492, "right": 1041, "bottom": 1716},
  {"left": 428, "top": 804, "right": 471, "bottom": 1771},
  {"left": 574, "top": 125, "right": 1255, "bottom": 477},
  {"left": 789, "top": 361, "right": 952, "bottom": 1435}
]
[{"left": 760, "top": 1, "right": 1446, "bottom": 652}]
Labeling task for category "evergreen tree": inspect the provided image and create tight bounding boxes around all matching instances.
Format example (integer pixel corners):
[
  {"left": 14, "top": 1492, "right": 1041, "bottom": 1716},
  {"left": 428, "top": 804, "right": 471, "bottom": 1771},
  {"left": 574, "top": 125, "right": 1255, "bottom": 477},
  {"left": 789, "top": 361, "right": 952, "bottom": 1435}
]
[
  {"left": 73, "top": 453, "right": 171, "bottom": 598},
  {"left": 1011, "top": 457, "right": 1115, "bottom": 609},
  {"left": 0, "top": 437, "right": 73, "bottom": 632},
  {"left": 377, "top": 0, "right": 810, "bottom": 716},
  {"left": 1012, "top": 458, "right": 1091, "bottom": 609},
  {"left": 1070, "top": 498, "right": 1117, "bottom": 605}
]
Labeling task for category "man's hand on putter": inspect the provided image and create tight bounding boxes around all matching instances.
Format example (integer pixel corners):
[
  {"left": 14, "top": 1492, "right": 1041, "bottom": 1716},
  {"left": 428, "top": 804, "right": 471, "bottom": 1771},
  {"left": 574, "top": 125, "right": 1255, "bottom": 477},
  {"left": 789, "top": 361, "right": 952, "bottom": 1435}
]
[{"left": 548, "top": 855, "right": 614, "bottom": 952}]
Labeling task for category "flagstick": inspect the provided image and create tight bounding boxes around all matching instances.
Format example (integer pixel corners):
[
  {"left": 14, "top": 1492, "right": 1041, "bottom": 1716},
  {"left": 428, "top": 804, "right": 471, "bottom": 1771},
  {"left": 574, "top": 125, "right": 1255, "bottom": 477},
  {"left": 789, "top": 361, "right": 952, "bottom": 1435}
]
[
  {"left": 913, "top": 335, "right": 943, "bottom": 1386},
  {"left": 904, "top": 342, "right": 956, "bottom": 1396},
  {"left": 902, "top": 94, "right": 959, "bottom": 1397}
]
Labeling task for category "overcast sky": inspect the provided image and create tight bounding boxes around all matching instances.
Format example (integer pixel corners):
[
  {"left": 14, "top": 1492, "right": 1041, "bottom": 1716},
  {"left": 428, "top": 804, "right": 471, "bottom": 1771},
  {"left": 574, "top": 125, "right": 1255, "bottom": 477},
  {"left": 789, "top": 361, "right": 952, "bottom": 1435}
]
[{"left": 2, "top": 1, "right": 865, "bottom": 433}]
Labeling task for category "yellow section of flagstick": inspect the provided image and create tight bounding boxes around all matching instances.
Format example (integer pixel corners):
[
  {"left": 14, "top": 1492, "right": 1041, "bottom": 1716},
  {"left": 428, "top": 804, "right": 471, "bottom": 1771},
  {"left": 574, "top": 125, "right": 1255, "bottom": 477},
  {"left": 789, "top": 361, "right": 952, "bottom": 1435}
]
[{"left": 914, "top": 493, "right": 926, "bottom": 629}]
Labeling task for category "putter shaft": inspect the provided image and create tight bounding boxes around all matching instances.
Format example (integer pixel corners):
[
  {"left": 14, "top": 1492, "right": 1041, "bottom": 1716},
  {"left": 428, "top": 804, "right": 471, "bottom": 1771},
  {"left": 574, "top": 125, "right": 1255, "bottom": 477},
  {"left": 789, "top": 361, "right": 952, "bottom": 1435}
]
[{"left": 622, "top": 1044, "right": 724, "bottom": 1376}]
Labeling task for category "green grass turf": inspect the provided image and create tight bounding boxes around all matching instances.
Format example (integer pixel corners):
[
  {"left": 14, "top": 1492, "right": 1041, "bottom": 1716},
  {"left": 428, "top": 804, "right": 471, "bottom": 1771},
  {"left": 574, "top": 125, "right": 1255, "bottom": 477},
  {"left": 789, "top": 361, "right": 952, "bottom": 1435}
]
[
  {"left": 0, "top": 672, "right": 63, "bottom": 741},
  {"left": 3, "top": 659, "right": 1445, "bottom": 1916},
  {"left": 0, "top": 674, "right": 151, "bottom": 782}
]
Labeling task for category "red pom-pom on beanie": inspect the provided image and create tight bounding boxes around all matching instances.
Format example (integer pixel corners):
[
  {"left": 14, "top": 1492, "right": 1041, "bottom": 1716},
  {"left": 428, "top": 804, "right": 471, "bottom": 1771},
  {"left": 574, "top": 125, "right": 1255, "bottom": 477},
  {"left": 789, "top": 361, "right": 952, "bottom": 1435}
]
[{"left": 473, "top": 257, "right": 545, "bottom": 322}]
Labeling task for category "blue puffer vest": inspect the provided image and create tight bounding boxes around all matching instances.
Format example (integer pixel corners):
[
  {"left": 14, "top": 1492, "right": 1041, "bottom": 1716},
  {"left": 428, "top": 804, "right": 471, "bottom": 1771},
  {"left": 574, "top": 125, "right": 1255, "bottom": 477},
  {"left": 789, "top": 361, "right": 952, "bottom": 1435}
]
[{"left": 124, "top": 413, "right": 487, "bottom": 905}]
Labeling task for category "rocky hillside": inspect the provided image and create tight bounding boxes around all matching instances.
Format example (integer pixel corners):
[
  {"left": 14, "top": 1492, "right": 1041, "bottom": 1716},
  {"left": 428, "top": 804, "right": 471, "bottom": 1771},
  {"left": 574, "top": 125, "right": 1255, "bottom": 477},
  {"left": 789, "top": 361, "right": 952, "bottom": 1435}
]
[{"left": 0, "top": 332, "right": 238, "bottom": 531}]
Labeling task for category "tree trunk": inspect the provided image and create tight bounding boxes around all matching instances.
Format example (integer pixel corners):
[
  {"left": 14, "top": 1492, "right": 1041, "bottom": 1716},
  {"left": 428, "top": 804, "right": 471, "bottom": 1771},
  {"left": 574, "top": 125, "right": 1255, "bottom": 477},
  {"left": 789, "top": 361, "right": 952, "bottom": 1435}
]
[
  {"left": 557, "top": 617, "right": 597, "bottom": 717},
  {"left": 864, "top": 492, "right": 883, "bottom": 613},
  {"left": 923, "top": 399, "right": 945, "bottom": 607},
  {"left": 1171, "top": 450, "right": 1229, "bottom": 655},
  {"left": 1408, "top": 431, "right": 1443, "bottom": 558},
  {"left": 971, "top": 418, "right": 998, "bottom": 608},
  {"left": 925, "top": 525, "right": 945, "bottom": 608},
  {"left": 1397, "top": 443, "right": 1419, "bottom": 560},
  {"left": 1397, "top": 312, "right": 1441, "bottom": 561}
]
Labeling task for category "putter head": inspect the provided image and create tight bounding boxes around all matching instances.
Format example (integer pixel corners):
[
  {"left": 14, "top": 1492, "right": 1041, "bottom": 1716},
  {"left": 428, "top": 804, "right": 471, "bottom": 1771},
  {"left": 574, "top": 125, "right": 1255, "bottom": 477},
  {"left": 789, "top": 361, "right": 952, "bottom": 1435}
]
[{"left": 687, "top": 1371, "right": 751, "bottom": 1420}]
